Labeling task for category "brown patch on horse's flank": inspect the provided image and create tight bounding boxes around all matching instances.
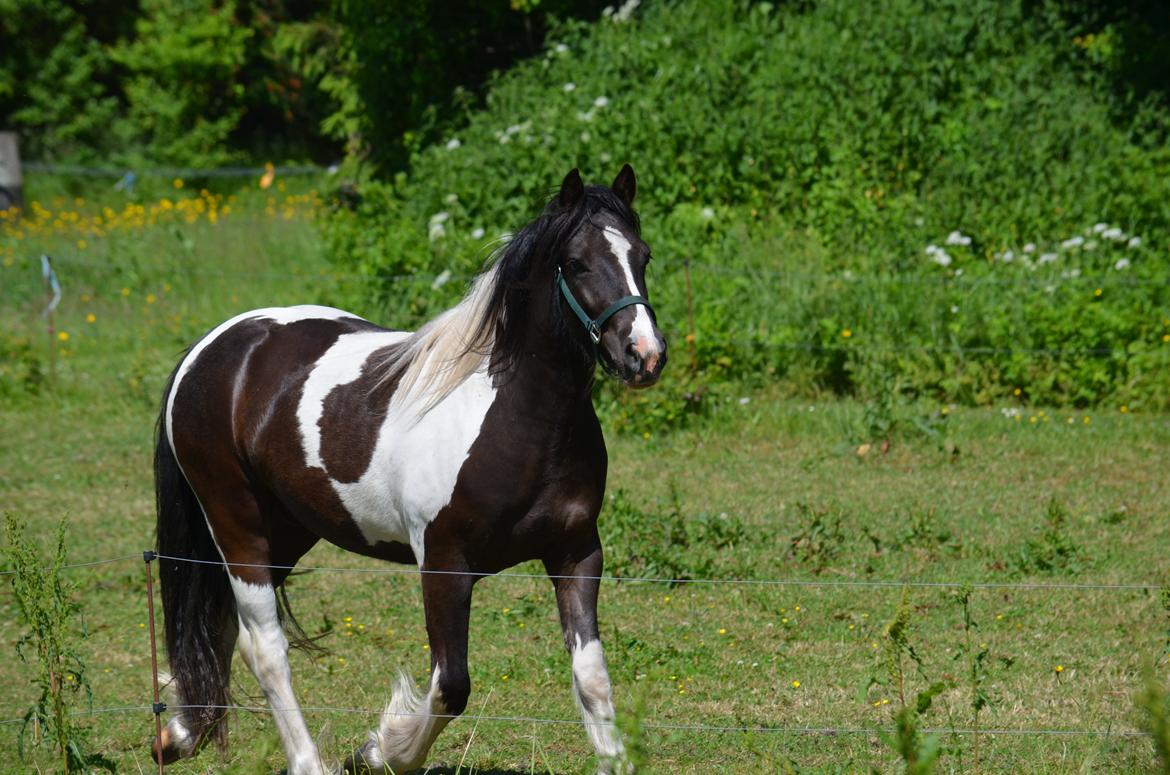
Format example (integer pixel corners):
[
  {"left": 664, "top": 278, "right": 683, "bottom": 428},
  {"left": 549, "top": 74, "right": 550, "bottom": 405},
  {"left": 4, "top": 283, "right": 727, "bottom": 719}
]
[{"left": 319, "top": 342, "right": 404, "bottom": 483}]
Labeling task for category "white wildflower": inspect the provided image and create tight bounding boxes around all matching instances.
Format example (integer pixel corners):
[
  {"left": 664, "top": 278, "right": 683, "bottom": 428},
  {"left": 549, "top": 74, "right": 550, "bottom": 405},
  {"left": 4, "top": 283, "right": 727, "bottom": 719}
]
[
  {"left": 738, "top": 397, "right": 751, "bottom": 405},
  {"left": 576, "top": 110, "right": 594, "bottom": 122},
  {"left": 554, "top": 43, "right": 569, "bottom": 54},
  {"left": 594, "top": 95, "right": 610, "bottom": 108},
  {"left": 1084, "top": 240, "right": 1097, "bottom": 251},
  {"left": 1127, "top": 236, "right": 1142, "bottom": 248},
  {"left": 445, "top": 138, "right": 461, "bottom": 150},
  {"left": 563, "top": 82, "right": 576, "bottom": 92},
  {"left": 1038, "top": 252, "right": 1058, "bottom": 264},
  {"left": 600, "top": 151, "right": 612, "bottom": 163},
  {"left": 700, "top": 206, "right": 715, "bottom": 220},
  {"left": 1023, "top": 242, "right": 1036, "bottom": 253},
  {"left": 1060, "top": 236, "right": 1084, "bottom": 249},
  {"left": 945, "top": 230, "right": 972, "bottom": 246},
  {"left": 950, "top": 305, "right": 960, "bottom": 314},
  {"left": 954, "top": 268, "right": 963, "bottom": 277},
  {"left": 1001, "top": 407, "right": 1021, "bottom": 418},
  {"left": 913, "top": 217, "right": 925, "bottom": 227},
  {"left": 580, "top": 131, "right": 591, "bottom": 143},
  {"left": 431, "top": 269, "right": 452, "bottom": 290},
  {"left": 613, "top": 0, "right": 640, "bottom": 22},
  {"left": 1001, "top": 250, "right": 1015, "bottom": 263},
  {"left": 471, "top": 227, "right": 485, "bottom": 240},
  {"left": 428, "top": 222, "right": 446, "bottom": 242},
  {"left": 429, "top": 211, "right": 449, "bottom": 225},
  {"left": 1114, "top": 258, "right": 1131, "bottom": 271},
  {"left": 1093, "top": 222, "right": 1108, "bottom": 233},
  {"left": 1102, "top": 227, "right": 1124, "bottom": 240},
  {"left": 444, "top": 193, "right": 458, "bottom": 205},
  {"left": 925, "top": 244, "right": 952, "bottom": 266}
]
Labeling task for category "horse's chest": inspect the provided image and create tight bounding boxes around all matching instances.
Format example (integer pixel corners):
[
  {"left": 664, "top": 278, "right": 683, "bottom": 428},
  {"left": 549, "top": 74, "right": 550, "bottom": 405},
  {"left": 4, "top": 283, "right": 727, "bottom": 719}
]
[{"left": 295, "top": 335, "right": 498, "bottom": 561}]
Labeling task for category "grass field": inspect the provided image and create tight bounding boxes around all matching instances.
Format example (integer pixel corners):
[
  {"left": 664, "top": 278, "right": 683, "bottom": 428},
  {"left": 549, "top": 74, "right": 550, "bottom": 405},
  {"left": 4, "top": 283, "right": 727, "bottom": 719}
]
[{"left": 2, "top": 197, "right": 1168, "bottom": 773}]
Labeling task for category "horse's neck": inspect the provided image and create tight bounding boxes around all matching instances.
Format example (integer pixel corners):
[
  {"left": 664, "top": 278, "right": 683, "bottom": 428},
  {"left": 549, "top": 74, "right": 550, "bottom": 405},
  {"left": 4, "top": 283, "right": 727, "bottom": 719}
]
[{"left": 494, "top": 297, "right": 597, "bottom": 423}]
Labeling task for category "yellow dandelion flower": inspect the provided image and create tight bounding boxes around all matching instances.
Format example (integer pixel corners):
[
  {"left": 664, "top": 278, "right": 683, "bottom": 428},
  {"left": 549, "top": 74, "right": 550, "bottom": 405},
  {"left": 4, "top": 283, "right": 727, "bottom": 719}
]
[
  {"left": 1164, "top": 334, "right": 1170, "bottom": 343},
  {"left": 173, "top": 178, "right": 184, "bottom": 189},
  {"left": 718, "top": 628, "right": 727, "bottom": 635},
  {"left": 1120, "top": 405, "right": 1128, "bottom": 414},
  {"left": 57, "top": 331, "right": 70, "bottom": 342},
  {"left": 146, "top": 293, "right": 157, "bottom": 304},
  {"left": 791, "top": 680, "right": 800, "bottom": 688},
  {"left": 121, "top": 286, "right": 131, "bottom": 297},
  {"left": 1054, "top": 664, "right": 1064, "bottom": 673},
  {"left": 841, "top": 328, "right": 852, "bottom": 338},
  {"left": 1093, "top": 288, "right": 1102, "bottom": 297},
  {"left": 86, "top": 313, "right": 96, "bottom": 324},
  {"left": 1083, "top": 416, "right": 1091, "bottom": 425},
  {"left": 76, "top": 239, "right": 87, "bottom": 250},
  {"left": 501, "top": 674, "right": 508, "bottom": 681},
  {"left": 1013, "top": 388, "right": 1021, "bottom": 396},
  {"left": 343, "top": 616, "right": 353, "bottom": 623}
]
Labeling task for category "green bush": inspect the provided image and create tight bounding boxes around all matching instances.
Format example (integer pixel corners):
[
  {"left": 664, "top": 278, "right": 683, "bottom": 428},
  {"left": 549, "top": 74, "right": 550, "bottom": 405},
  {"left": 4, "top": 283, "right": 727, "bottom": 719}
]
[{"left": 323, "top": 0, "right": 1170, "bottom": 423}]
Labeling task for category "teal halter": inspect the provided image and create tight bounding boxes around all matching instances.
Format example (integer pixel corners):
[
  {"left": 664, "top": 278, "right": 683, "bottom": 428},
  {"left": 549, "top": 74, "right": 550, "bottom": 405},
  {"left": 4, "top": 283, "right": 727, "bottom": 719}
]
[{"left": 555, "top": 266, "right": 653, "bottom": 345}]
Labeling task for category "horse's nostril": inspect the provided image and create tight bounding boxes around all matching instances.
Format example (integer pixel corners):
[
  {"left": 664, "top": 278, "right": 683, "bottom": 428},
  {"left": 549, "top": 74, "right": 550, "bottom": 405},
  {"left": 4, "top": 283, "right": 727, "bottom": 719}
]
[{"left": 624, "top": 342, "right": 642, "bottom": 373}]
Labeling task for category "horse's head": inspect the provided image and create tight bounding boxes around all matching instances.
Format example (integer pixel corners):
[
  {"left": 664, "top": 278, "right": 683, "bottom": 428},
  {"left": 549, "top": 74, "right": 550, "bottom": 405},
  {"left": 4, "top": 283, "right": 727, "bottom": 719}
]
[{"left": 554, "top": 165, "right": 667, "bottom": 388}]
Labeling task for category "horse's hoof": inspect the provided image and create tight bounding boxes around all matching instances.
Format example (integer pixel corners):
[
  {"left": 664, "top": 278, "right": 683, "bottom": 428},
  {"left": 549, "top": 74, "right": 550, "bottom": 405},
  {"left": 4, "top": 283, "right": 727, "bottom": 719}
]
[
  {"left": 340, "top": 740, "right": 384, "bottom": 774},
  {"left": 150, "top": 728, "right": 184, "bottom": 765}
]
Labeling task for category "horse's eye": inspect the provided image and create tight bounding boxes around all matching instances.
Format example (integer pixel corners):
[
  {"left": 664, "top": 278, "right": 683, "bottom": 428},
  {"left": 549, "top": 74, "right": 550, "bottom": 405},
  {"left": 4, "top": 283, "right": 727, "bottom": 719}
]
[{"left": 566, "top": 258, "right": 588, "bottom": 276}]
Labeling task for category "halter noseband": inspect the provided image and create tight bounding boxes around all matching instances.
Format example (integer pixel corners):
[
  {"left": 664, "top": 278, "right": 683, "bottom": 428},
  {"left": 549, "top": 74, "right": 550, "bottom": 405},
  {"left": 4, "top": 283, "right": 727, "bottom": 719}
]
[{"left": 555, "top": 266, "right": 653, "bottom": 346}]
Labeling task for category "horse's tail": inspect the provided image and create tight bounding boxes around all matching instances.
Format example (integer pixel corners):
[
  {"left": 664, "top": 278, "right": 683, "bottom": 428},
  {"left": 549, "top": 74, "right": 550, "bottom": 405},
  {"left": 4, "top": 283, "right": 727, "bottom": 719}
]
[{"left": 155, "top": 364, "right": 234, "bottom": 750}]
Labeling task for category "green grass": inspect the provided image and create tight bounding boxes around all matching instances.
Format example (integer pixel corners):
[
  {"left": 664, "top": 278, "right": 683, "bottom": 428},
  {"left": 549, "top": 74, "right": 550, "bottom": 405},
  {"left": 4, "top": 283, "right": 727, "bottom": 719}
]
[{"left": 2, "top": 205, "right": 1169, "bottom": 773}]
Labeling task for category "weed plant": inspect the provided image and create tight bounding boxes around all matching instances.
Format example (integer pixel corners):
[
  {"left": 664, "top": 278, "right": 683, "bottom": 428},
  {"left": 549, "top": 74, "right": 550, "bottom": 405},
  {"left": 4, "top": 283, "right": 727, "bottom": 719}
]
[{"left": 3, "top": 515, "right": 111, "bottom": 772}]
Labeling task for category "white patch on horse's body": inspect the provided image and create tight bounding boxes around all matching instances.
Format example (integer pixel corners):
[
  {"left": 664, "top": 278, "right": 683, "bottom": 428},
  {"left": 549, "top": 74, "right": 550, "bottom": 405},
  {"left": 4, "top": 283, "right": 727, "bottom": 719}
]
[
  {"left": 364, "top": 668, "right": 452, "bottom": 772},
  {"left": 329, "top": 361, "right": 497, "bottom": 562},
  {"left": 297, "top": 330, "right": 410, "bottom": 469},
  {"left": 230, "top": 576, "right": 327, "bottom": 775},
  {"left": 166, "top": 305, "right": 360, "bottom": 450},
  {"left": 600, "top": 224, "right": 659, "bottom": 358},
  {"left": 571, "top": 635, "right": 626, "bottom": 769}
]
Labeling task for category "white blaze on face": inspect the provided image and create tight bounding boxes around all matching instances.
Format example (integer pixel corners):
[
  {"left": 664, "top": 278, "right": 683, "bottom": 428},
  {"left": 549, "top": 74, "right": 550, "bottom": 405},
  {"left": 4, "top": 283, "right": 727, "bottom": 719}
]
[{"left": 600, "top": 225, "right": 660, "bottom": 368}]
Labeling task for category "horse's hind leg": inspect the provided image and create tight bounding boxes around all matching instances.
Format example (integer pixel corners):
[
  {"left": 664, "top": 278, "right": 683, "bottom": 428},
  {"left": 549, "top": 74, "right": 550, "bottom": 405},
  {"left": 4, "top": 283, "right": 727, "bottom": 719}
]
[
  {"left": 154, "top": 606, "right": 238, "bottom": 763},
  {"left": 232, "top": 571, "right": 328, "bottom": 775},
  {"left": 223, "top": 509, "right": 326, "bottom": 775}
]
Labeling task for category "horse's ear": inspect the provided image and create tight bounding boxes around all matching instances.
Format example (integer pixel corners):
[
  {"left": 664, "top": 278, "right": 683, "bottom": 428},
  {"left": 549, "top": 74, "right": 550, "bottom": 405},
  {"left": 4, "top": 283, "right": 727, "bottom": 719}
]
[
  {"left": 558, "top": 168, "right": 584, "bottom": 208},
  {"left": 612, "top": 163, "right": 636, "bottom": 206}
]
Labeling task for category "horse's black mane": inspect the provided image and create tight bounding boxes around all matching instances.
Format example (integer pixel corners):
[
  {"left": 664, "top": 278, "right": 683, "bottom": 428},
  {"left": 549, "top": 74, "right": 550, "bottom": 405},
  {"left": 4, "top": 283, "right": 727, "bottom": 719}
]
[{"left": 475, "top": 184, "right": 640, "bottom": 376}]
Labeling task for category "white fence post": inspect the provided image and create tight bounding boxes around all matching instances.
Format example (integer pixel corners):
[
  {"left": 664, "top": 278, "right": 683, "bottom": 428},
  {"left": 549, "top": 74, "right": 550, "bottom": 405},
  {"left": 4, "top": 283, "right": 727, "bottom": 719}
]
[{"left": 0, "top": 131, "right": 24, "bottom": 211}]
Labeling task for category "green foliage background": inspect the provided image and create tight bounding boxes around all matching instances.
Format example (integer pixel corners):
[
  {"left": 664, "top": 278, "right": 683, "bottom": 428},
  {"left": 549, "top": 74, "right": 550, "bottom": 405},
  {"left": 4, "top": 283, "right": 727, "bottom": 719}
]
[{"left": 322, "top": 0, "right": 1170, "bottom": 421}]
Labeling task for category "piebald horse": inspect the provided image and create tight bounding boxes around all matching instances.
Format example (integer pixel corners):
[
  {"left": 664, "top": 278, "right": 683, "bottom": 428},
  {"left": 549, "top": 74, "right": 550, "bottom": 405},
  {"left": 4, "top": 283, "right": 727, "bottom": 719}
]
[{"left": 152, "top": 166, "right": 666, "bottom": 773}]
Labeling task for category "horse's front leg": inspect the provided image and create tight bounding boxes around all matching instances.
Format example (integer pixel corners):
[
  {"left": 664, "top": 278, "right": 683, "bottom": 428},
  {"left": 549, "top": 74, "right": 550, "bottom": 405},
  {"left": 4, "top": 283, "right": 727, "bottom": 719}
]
[
  {"left": 546, "top": 534, "right": 628, "bottom": 774},
  {"left": 345, "top": 563, "right": 472, "bottom": 774}
]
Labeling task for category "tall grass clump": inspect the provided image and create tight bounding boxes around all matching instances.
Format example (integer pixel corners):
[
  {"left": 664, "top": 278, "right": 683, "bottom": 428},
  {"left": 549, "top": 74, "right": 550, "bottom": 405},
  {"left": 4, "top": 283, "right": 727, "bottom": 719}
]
[
  {"left": 2, "top": 514, "right": 111, "bottom": 772},
  {"left": 326, "top": 0, "right": 1170, "bottom": 426}
]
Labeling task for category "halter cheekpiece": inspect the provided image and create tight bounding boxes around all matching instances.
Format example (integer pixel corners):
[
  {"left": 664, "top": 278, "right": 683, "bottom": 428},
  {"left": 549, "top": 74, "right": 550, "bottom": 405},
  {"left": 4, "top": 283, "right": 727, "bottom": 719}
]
[{"left": 555, "top": 266, "right": 653, "bottom": 345}]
